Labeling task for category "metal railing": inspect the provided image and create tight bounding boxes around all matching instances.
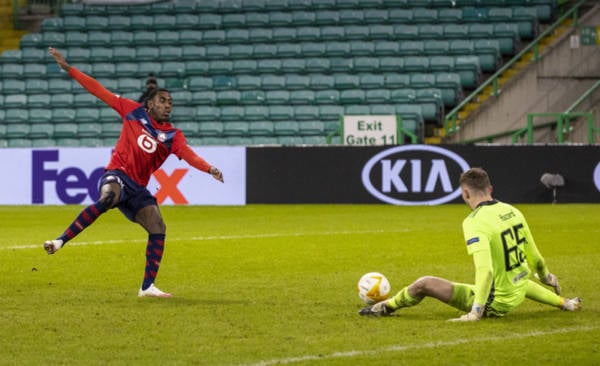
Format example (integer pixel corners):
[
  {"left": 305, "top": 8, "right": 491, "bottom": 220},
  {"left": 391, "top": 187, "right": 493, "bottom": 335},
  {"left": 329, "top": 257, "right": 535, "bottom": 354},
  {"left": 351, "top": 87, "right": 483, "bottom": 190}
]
[{"left": 444, "top": 0, "right": 587, "bottom": 136}]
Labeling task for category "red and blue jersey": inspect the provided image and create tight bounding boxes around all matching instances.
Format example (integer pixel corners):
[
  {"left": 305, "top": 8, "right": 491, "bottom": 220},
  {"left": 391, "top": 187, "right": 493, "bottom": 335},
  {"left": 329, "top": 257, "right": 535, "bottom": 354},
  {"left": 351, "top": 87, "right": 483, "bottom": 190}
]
[{"left": 68, "top": 67, "right": 208, "bottom": 186}]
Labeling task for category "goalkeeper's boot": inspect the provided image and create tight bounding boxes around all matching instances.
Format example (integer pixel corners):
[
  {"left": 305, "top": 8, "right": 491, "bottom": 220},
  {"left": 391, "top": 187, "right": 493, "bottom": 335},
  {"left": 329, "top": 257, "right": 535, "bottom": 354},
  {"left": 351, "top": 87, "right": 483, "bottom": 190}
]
[
  {"left": 359, "top": 300, "right": 395, "bottom": 316},
  {"left": 43, "top": 239, "right": 64, "bottom": 255},
  {"left": 562, "top": 297, "right": 581, "bottom": 311},
  {"left": 138, "top": 283, "right": 172, "bottom": 298}
]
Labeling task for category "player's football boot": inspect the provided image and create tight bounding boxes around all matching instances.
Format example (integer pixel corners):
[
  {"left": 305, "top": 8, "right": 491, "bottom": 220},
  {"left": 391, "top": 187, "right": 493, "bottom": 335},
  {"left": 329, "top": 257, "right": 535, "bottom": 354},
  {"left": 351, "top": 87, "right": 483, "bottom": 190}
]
[
  {"left": 359, "top": 300, "right": 395, "bottom": 316},
  {"left": 43, "top": 239, "right": 64, "bottom": 255},
  {"left": 562, "top": 297, "right": 581, "bottom": 311},
  {"left": 138, "top": 283, "right": 172, "bottom": 298}
]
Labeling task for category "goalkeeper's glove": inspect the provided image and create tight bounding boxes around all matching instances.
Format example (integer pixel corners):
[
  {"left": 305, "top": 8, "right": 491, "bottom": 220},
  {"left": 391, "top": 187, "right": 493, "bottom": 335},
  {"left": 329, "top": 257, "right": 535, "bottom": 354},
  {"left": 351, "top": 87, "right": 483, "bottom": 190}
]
[
  {"left": 535, "top": 272, "right": 561, "bottom": 295},
  {"left": 448, "top": 303, "right": 483, "bottom": 322}
]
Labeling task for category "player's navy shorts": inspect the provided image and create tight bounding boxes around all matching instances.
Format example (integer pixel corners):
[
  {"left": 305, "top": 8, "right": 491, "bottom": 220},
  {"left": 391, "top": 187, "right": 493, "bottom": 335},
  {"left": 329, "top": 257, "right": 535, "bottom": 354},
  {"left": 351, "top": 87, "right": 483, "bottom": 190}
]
[{"left": 99, "top": 169, "right": 157, "bottom": 222}]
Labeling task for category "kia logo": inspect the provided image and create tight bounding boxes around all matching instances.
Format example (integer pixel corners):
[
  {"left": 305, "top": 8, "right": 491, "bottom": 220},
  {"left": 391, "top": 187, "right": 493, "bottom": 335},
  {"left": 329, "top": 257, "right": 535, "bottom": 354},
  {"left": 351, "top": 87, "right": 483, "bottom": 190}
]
[{"left": 362, "top": 145, "right": 470, "bottom": 205}]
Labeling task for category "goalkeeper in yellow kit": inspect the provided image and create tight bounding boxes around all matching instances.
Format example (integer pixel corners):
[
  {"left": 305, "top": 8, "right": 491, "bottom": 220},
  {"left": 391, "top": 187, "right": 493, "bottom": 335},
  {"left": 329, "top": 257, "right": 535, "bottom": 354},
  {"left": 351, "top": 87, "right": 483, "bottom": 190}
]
[{"left": 360, "top": 167, "right": 581, "bottom": 321}]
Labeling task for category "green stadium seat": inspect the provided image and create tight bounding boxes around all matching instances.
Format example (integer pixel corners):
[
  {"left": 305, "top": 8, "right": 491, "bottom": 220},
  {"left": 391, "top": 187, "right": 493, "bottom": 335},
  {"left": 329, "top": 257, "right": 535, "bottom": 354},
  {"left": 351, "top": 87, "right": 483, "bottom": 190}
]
[
  {"left": 444, "top": 24, "right": 469, "bottom": 39},
  {"left": 29, "top": 94, "right": 52, "bottom": 108},
  {"left": 133, "top": 31, "right": 156, "bottom": 45},
  {"left": 198, "top": 13, "right": 222, "bottom": 29},
  {"left": 0, "top": 94, "right": 27, "bottom": 108},
  {"left": 191, "top": 91, "right": 216, "bottom": 105},
  {"left": 276, "top": 43, "right": 301, "bottom": 58},
  {"left": 181, "top": 46, "right": 206, "bottom": 62},
  {"left": 110, "top": 47, "right": 134, "bottom": 63},
  {"left": 384, "top": 73, "right": 410, "bottom": 88},
  {"left": 244, "top": 106, "right": 268, "bottom": 121},
  {"left": 53, "top": 123, "right": 78, "bottom": 138},
  {"left": 462, "top": 7, "right": 488, "bottom": 22},
  {"left": 156, "top": 30, "right": 181, "bottom": 45},
  {"left": 487, "top": 7, "right": 513, "bottom": 22},
  {"left": 196, "top": 106, "right": 221, "bottom": 121},
  {"left": 178, "top": 30, "right": 202, "bottom": 45},
  {"left": 379, "top": 56, "right": 404, "bottom": 72},
  {"left": 266, "top": 90, "right": 289, "bottom": 104},
  {"left": 269, "top": 11, "right": 293, "bottom": 26},
  {"left": 449, "top": 40, "right": 474, "bottom": 55},
  {"left": 42, "top": 31, "right": 65, "bottom": 47},
  {"left": 136, "top": 47, "right": 160, "bottom": 61},
  {"left": 319, "top": 105, "right": 343, "bottom": 120},
  {"left": 398, "top": 41, "right": 424, "bottom": 56},
  {"left": 21, "top": 48, "right": 46, "bottom": 63},
  {"left": 52, "top": 108, "right": 76, "bottom": 123},
  {"left": 91, "top": 63, "right": 115, "bottom": 78},
  {"left": 101, "top": 122, "right": 122, "bottom": 138},
  {"left": 28, "top": 108, "right": 52, "bottom": 124},
  {"left": 63, "top": 31, "right": 87, "bottom": 46},
  {"left": 285, "top": 74, "right": 310, "bottom": 90},
  {"left": 31, "top": 138, "right": 56, "bottom": 147},
  {"left": 455, "top": 56, "right": 482, "bottom": 88},
  {"left": 391, "top": 89, "right": 416, "bottom": 103},
  {"left": 1, "top": 63, "right": 23, "bottom": 78},
  {"left": 177, "top": 122, "right": 199, "bottom": 136},
  {"left": 215, "top": 90, "right": 240, "bottom": 105},
  {"left": 89, "top": 47, "right": 113, "bottom": 62},
  {"left": 222, "top": 121, "right": 249, "bottom": 137},
  {"left": 74, "top": 93, "right": 98, "bottom": 107},
  {"left": 6, "top": 125, "right": 30, "bottom": 141},
  {"left": 75, "top": 108, "right": 100, "bottom": 123},
  {"left": 304, "top": 58, "right": 329, "bottom": 73},
  {"left": 474, "top": 39, "right": 501, "bottom": 72},
  {"left": 220, "top": 106, "right": 244, "bottom": 121},
  {"left": 366, "top": 89, "right": 391, "bottom": 103},
  {"left": 63, "top": 16, "right": 85, "bottom": 31},
  {"left": 98, "top": 107, "right": 118, "bottom": 123},
  {"left": 340, "top": 89, "right": 364, "bottom": 104},
  {"left": 188, "top": 76, "right": 213, "bottom": 91},
  {"left": 334, "top": 74, "right": 359, "bottom": 89},
  {"left": 438, "top": 8, "right": 463, "bottom": 22},
  {"left": 153, "top": 14, "right": 176, "bottom": 30},
  {"left": 277, "top": 136, "right": 304, "bottom": 145},
  {"left": 248, "top": 121, "right": 275, "bottom": 136},
  {"left": 55, "top": 138, "right": 80, "bottom": 147},
  {"left": 109, "top": 31, "right": 132, "bottom": 47},
  {"left": 206, "top": 45, "right": 230, "bottom": 60},
  {"left": 1, "top": 49, "right": 22, "bottom": 64},
  {"left": 108, "top": 13, "right": 131, "bottom": 30},
  {"left": 295, "top": 105, "right": 319, "bottom": 120},
  {"left": 239, "top": 90, "right": 264, "bottom": 104},
  {"left": 112, "top": 62, "right": 139, "bottom": 78},
  {"left": 419, "top": 24, "right": 444, "bottom": 39},
  {"left": 66, "top": 47, "right": 91, "bottom": 63},
  {"left": 221, "top": 13, "right": 245, "bottom": 28},
  {"left": 320, "top": 26, "right": 344, "bottom": 41},
  {"left": 260, "top": 75, "right": 283, "bottom": 90},
  {"left": 4, "top": 108, "right": 28, "bottom": 124},
  {"left": 225, "top": 29, "right": 248, "bottom": 44},
  {"left": 269, "top": 105, "right": 294, "bottom": 120},
  {"left": 290, "top": 90, "right": 314, "bottom": 104},
  {"left": 25, "top": 79, "right": 49, "bottom": 94},
  {"left": 370, "top": 104, "right": 396, "bottom": 115},
  {"left": 8, "top": 138, "right": 32, "bottom": 147},
  {"left": 86, "top": 15, "right": 109, "bottom": 30},
  {"left": 298, "top": 120, "right": 325, "bottom": 135},
  {"left": 429, "top": 56, "right": 455, "bottom": 72},
  {"left": 274, "top": 121, "right": 300, "bottom": 136},
  {"left": 315, "top": 89, "right": 339, "bottom": 104},
  {"left": 353, "top": 57, "right": 378, "bottom": 72},
  {"left": 403, "top": 56, "right": 429, "bottom": 72},
  {"left": 256, "top": 59, "right": 280, "bottom": 74},
  {"left": 77, "top": 123, "right": 102, "bottom": 137},
  {"left": 19, "top": 33, "right": 42, "bottom": 49},
  {"left": 79, "top": 138, "right": 104, "bottom": 147},
  {"left": 86, "top": 31, "right": 110, "bottom": 47},
  {"left": 245, "top": 12, "right": 269, "bottom": 27},
  {"left": 198, "top": 122, "right": 224, "bottom": 136},
  {"left": 412, "top": 8, "right": 437, "bottom": 23}
]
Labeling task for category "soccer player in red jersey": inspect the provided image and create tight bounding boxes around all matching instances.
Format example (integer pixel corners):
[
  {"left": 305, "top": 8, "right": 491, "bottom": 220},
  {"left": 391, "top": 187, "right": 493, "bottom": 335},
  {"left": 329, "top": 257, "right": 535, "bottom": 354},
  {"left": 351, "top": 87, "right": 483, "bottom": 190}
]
[{"left": 44, "top": 47, "right": 224, "bottom": 298}]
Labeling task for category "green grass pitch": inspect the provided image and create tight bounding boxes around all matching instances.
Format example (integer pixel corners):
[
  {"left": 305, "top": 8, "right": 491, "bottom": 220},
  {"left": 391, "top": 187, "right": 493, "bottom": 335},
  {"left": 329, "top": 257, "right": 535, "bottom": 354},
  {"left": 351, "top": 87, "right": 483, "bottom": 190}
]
[{"left": 0, "top": 204, "right": 598, "bottom": 365}]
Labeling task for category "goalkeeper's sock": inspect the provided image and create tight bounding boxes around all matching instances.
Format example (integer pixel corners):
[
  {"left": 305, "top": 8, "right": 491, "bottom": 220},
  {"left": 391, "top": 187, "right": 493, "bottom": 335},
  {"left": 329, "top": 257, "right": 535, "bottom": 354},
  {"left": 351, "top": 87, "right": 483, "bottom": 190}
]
[
  {"left": 58, "top": 200, "right": 108, "bottom": 245},
  {"left": 525, "top": 279, "right": 562, "bottom": 307},
  {"left": 141, "top": 234, "right": 166, "bottom": 291},
  {"left": 388, "top": 286, "right": 422, "bottom": 310}
]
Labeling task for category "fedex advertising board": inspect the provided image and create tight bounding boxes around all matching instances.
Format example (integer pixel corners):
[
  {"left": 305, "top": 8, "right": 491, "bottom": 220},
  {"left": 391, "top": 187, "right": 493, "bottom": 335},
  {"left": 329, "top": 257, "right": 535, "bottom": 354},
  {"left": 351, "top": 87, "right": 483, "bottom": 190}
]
[{"left": 0, "top": 147, "right": 245, "bottom": 205}]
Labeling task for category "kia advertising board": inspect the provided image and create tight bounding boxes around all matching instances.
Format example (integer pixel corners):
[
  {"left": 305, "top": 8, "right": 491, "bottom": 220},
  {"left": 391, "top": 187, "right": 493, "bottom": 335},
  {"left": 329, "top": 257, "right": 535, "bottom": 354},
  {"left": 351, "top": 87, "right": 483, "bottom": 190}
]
[
  {"left": 0, "top": 147, "right": 245, "bottom": 205},
  {"left": 246, "top": 145, "right": 600, "bottom": 204}
]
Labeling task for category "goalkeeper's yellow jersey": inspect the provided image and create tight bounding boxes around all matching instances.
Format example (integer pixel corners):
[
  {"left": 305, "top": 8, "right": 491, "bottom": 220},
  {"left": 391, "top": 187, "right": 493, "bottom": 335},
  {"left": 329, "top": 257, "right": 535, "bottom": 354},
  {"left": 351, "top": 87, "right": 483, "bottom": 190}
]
[{"left": 462, "top": 200, "right": 547, "bottom": 312}]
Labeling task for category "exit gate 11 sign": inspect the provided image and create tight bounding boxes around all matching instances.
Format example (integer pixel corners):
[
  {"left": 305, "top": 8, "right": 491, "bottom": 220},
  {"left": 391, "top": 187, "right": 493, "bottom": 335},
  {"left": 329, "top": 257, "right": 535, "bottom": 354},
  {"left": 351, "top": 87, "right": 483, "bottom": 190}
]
[{"left": 342, "top": 115, "right": 400, "bottom": 146}]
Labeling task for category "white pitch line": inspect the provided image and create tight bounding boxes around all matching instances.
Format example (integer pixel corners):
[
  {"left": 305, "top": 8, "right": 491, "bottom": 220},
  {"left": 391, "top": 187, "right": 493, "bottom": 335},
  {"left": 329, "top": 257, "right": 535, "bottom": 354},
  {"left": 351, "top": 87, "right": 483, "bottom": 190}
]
[
  {"left": 241, "top": 325, "right": 599, "bottom": 366},
  {"left": 1, "top": 228, "right": 410, "bottom": 251}
]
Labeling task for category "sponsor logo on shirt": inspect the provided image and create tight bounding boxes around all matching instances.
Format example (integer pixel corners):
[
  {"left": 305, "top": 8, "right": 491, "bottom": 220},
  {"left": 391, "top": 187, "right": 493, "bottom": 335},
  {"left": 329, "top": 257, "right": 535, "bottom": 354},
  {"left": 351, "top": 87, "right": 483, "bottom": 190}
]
[{"left": 467, "top": 237, "right": 480, "bottom": 245}]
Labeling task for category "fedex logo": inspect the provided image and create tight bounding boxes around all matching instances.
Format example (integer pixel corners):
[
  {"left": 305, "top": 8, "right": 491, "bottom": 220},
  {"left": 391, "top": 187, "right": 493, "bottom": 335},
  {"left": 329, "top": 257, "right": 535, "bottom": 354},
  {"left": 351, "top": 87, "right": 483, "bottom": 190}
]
[{"left": 32, "top": 150, "right": 188, "bottom": 205}]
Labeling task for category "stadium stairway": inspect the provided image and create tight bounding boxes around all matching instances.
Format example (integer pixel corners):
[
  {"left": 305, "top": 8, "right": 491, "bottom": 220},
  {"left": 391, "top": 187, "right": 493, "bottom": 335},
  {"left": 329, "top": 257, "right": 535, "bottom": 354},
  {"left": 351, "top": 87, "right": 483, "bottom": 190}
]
[{"left": 0, "top": 0, "right": 27, "bottom": 53}]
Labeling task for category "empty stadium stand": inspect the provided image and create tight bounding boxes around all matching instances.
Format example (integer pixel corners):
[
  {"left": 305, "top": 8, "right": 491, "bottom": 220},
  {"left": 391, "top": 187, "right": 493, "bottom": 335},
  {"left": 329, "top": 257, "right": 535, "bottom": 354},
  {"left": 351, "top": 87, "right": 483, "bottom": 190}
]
[{"left": 0, "top": 0, "right": 561, "bottom": 146}]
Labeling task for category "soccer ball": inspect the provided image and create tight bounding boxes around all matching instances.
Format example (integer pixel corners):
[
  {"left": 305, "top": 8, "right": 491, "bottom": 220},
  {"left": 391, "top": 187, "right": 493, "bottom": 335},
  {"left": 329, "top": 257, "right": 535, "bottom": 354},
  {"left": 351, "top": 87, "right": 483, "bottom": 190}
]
[{"left": 357, "top": 272, "right": 391, "bottom": 304}]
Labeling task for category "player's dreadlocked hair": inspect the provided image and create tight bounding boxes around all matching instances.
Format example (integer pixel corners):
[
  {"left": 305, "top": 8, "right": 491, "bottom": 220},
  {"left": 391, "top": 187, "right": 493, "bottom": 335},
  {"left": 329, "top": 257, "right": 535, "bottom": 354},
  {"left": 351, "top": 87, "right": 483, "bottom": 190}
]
[{"left": 144, "top": 88, "right": 170, "bottom": 109}]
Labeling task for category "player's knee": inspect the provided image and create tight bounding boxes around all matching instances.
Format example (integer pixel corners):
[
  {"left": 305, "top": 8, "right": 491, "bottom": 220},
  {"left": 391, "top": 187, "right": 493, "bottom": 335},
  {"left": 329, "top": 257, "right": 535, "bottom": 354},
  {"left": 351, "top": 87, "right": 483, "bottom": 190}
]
[
  {"left": 411, "top": 276, "right": 437, "bottom": 296},
  {"left": 99, "top": 191, "right": 117, "bottom": 209}
]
